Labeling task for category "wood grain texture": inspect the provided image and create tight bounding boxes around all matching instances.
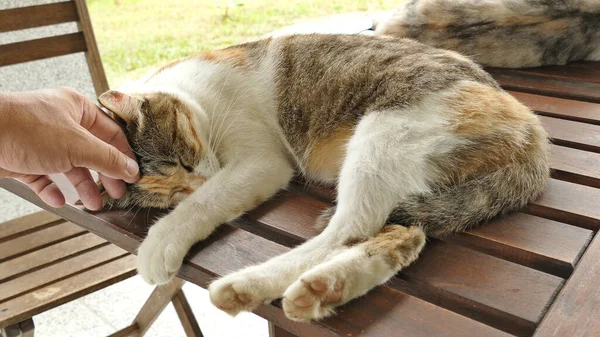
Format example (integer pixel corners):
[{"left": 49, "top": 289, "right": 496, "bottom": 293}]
[
  {"left": 489, "top": 67, "right": 600, "bottom": 103},
  {"left": 73, "top": 0, "right": 109, "bottom": 95},
  {"left": 0, "top": 211, "right": 61, "bottom": 242},
  {"left": 0, "top": 1, "right": 78, "bottom": 33},
  {"left": 0, "top": 33, "right": 86, "bottom": 67},
  {"left": 0, "top": 244, "right": 128, "bottom": 303},
  {"left": 509, "top": 91, "right": 600, "bottom": 125},
  {"left": 0, "top": 254, "right": 136, "bottom": 329},
  {"left": 550, "top": 145, "right": 600, "bottom": 188},
  {"left": 534, "top": 233, "right": 600, "bottom": 337},
  {"left": 0, "top": 233, "right": 108, "bottom": 283},
  {"left": 526, "top": 179, "right": 600, "bottom": 231},
  {"left": 504, "top": 62, "right": 600, "bottom": 84},
  {"left": 444, "top": 213, "right": 593, "bottom": 278},
  {"left": 0, "top": 221, "right": 86, "bottom": 262},
  {"left": 541, "top": 116, "right": 600, "bottom": 153}
]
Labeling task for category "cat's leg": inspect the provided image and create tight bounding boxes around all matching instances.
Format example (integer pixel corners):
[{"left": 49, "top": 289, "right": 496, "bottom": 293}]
[
  {"left": 136, "top": 153, "right": 294, "bottom": 285},
  {"left": 282, "top": 225, "right": 425, "bottom": 321},
  {"left": 279, "top": 110, "right": 453, "bottom": 321},
  {"left": 210, "top": 111, "right": 439, "bottom": 317}
]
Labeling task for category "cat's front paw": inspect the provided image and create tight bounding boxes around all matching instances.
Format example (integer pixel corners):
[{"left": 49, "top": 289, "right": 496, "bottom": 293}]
[
  {"left": 136, "top": 219, "right": 190, "bottom": 285},
  {"left": 282, "top": 274, "right": 344, "bottom": 322},
  {"left": 208, "top": 271, "right": 281, "bottom": 316}
]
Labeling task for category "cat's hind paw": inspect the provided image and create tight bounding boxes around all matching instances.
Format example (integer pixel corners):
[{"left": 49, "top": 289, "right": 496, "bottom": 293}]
[{"left": 282, "top": 275, "right": 344, "bottom": 322}]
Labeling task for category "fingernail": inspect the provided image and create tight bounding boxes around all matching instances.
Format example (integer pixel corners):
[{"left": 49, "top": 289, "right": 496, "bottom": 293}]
[{"left": 126, "top": 158, "right": 139, "bottom": 178}]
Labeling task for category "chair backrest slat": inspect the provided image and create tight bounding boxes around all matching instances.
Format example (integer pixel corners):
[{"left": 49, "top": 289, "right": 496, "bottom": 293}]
[
  {"left": 0, "top": 2, "right": 79, "bottom": 34},
  {"left": 0, "top": 32, "right": 86, "bottom": 68},
  {"left": 0, "top": 0, "right": 109, "bottom": 96}
]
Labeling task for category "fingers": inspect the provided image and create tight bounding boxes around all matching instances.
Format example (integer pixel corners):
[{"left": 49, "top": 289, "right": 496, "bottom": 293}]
[
  {"left": 64, "top": 168, "right": 102, "bottom": 211},
  {"left": 99, "top": 173, "right": 126, "bottom": 199},
  {"left": 16, "top": 174, "right": 66, "bottom": 208},
  {"left": 80, "top": 97, "right": 137, "bottom": 161},
  {"left": 70, "top": 129, "right": 140, "bottom": 184}
]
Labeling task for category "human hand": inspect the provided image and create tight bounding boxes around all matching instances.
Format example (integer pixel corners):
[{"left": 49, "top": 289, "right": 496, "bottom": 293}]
[{"left": 0, "top": 88, "right": 139, "bottom": 210}]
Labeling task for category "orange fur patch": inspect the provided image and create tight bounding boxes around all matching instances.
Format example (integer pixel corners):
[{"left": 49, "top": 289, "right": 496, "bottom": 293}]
[
  {"left": 305, "top": 127, "right": 353, "bottom": 181},
  {"left": 197, "top": 48, "right": 248, "bottom": 67},
  {"left": 442, "top": 83, "right": 543, "bottom": 183},
  {"left": 363, "top": 225, "right": 425, "bottom": 268},
  {"left": 138, "top": 170, "right": 205, "bottom": 203},
  {"left": 446, "top": 83, "right": 533, "bottom": 137}
]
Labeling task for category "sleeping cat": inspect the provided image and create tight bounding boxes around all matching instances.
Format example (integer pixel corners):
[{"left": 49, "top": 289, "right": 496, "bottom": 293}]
[
  {"left": 375, "top": 0, "right": 600, "bottom": 67},
  {"left": 98, "top": 33, "right": 549, "bottom": 322}
]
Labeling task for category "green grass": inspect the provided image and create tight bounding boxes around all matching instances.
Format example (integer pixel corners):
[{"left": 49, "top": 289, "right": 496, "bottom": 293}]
[{"left": 87, "top": 0, "right": 397, "bottom": 87}]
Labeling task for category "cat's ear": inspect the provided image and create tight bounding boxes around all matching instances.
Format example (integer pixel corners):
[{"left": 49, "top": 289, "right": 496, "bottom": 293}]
[{"left": 98, "top": 90, "right": 144, "bottom": 125}]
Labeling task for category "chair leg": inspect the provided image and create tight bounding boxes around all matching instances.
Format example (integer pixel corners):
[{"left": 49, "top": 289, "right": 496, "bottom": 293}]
[
  {"left": 172, "top": 290, "right": 203, "bottom": 337},
  {"left": 268, "top": 322, "right": 299, "bottom": 337},
  {"left": 1, "top": 318, "right": 34, "bottom": 337},
  {"left": 132, "top": 278, "right": 185, "bottom": 336}
]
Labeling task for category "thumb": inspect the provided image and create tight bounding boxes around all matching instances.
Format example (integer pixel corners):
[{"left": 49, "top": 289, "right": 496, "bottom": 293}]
[{"left": 71, "top": 132, "right": 140, "bottom": 183}]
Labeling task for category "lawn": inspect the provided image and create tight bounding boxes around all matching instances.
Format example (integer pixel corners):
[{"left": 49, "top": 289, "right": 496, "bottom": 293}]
[{"left": 87, "top": 0, "right": 398, "bottom": 87}]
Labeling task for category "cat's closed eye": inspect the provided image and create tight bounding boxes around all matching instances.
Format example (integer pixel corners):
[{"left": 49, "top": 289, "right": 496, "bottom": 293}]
[{"left": 179, "top": 158, "right": 194, "bottom": 173}]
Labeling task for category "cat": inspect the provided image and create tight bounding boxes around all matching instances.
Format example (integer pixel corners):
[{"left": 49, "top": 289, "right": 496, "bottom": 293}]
[
  {"left": 375, "top": 0, "right": 600, "bottom": 68},
  {"left": 98, "top": 33, "right": 550, "bottom": 322}
]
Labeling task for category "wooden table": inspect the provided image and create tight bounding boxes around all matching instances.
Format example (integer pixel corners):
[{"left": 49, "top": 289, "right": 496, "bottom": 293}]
[{"left": 2, "top": 61, "right": 600, "bottom": 337}]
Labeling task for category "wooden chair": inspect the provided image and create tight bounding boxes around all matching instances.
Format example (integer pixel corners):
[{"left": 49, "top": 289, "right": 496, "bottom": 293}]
[{"left": 0, "top": 1, "right": 202, "bottom": 336}]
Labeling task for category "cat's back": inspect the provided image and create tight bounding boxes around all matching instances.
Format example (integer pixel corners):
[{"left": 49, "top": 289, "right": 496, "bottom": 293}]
[{"left": 273, "top": 34, "right": 496, "bottom": 117}]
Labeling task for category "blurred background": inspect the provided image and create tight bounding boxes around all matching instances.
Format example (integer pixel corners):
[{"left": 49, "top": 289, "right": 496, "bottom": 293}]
[{"left": 89, "top": 0, "right": 396, "bottom": 87}]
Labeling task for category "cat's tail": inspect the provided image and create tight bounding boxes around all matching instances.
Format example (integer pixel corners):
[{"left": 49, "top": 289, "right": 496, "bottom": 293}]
[{"left": 388, "top": 152, "right": 549, "bottom": 237}]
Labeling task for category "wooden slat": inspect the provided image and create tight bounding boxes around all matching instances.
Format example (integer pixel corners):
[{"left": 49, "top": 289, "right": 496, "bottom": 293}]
[
  {"left": 172, "top": 290, "right": 204, "bottom": 337},
  {"left": 0, "top": 181, "right": 513, "bottom": 337},
  {"left": 247, "top": 191, "right": 564, "bottom": 336},
  {"left": 270, "top": 323, "right": 299, "bottom": 337},
  {"left": 133, "top": 278, "right": 185, "bottom": 336},
  {"left": 107, "top": 324, "right": 139, "bottom": 337},
  {"left": 74, "top": 0, "right": 109, "bottom": 95},
  {"left": 541, "top": 116, "right": 600, "bottom": 153},
  {"left": 0, "top": 32, "right": 86, "bottom": 67},
  {"left": 0, "top": 244, "right": 128, "bottom": 302},
  {"left": 551, "top": 145, "right": 600, "bottom": 188},
  {"left": 0, "top": 211, "right": 61, "bottom": 242},
  {"left": 526, "top": 179, "right": 600, "bottom": 231},
  {"left": 444, "top": 213, "right": 593, "bottom": 278},
  {"left": 510, "top": 91, "right": 600, "bottom": 125},
  {"left": 0, "top": 254, "right": 136, "bottom": 329},
  {"left": 0, "top": 2, "right": 78, "bottom": 33},
  {"left": 489, "top": 68, "right": 600, "bottom": 103},
  {"left": 0, "top": 233, "right": 107, "bottom": 282},
  {"left": 534, "top": 233, "right": 600, "bottom": 337},
  {"left": 0, "top": 221, "right": 86, "bottom": 261},
  {"left": 506, "top": 62, "right": 600, "bottom": 85},
  {"left": 511, "top": 91, "right": 600, "bottom": 125},
  {"left": 186, "top": 226, "right": 513, "bottom": 337}
]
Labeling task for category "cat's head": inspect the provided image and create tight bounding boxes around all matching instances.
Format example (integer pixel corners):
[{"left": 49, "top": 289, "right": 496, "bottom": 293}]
[{"left": 98, "top": 89, "right": 219, "bottom": 209}]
